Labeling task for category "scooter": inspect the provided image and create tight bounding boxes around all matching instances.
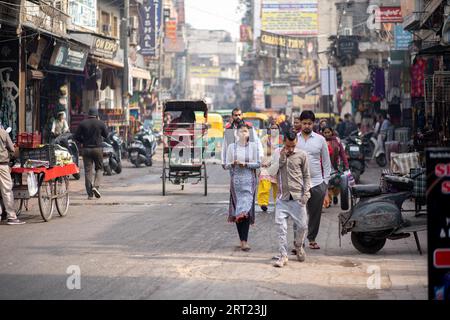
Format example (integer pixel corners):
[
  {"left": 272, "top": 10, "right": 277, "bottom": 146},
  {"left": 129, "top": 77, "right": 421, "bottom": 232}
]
[
  {"left": 128, "top": 128, "right": 156, "bottom": 168},
  {"left": 102, "top": 137, "right": 121, "bottom": 176},
  {"left": 370, "top": 133, "right": 387, "bottom": 167},
  {"left": 108, "top": 131, "right": 123, "bottom": 174},
  {"left": 53, "top": 132, "right": 81, "bottom": 180},
  {"left": 342, "top": 133, "right": 365, "bottom": 184},
  {"left": 338, "top": 169, "right": 427, "bottom": 255}
]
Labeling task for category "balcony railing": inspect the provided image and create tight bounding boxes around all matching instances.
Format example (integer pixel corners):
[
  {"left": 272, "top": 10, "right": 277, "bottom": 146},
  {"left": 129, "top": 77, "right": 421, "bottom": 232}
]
[{"left": 21, "top": 0, "right": 70, "bottom": 37}]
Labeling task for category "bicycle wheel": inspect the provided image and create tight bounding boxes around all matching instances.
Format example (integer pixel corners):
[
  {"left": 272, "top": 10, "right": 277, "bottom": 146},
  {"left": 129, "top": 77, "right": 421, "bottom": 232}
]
[
  {"left": 55, "top": 177, "right": 70, "bottom": 217},
  {"left": 38, "top": 181, "right": 54, "bottom": 222}
]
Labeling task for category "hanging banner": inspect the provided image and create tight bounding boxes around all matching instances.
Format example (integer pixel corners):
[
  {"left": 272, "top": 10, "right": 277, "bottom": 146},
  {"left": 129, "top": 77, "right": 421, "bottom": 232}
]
[
  {"left": 394, "top": 25, "right": 413, "bottom": 50},
  {"left": 261, "top": 0, "right": 318, "bottom": 36},
  {"left": 139, "top": 0, "right": 162, "bottom": 57},
  {"left": 260, "top": 30, "right": 317, "bottom": 60},
  {"left": 376, "top": 7, "right": 403, "bottom": 23}
]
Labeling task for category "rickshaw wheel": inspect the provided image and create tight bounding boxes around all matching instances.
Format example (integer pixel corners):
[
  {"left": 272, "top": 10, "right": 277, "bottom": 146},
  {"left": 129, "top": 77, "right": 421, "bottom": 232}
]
[
  {"left": 203, "top": 163, "right": 208, "bottom": 196},
  {"left": 39, "top": 181, "right": 55, "bottom": 222},
  {"left": 55, "top": 177, "right": 70, "bottom": 217}
]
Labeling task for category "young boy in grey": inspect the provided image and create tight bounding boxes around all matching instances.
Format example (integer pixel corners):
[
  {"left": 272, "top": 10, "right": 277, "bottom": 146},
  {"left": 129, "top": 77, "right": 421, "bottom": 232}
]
[{"left": 273, "top": 131, "right": 311, "bottom": 268}]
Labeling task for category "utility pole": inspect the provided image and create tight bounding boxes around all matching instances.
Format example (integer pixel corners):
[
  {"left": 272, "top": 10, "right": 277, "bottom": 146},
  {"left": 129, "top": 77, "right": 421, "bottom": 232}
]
[{"left": 123, "top": 0, "right": 130, "bottom": 138}]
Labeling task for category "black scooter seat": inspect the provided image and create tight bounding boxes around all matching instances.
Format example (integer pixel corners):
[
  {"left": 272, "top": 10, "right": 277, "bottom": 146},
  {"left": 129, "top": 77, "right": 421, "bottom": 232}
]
[
  {"left": 351, "top": 184, "right": 382, "bottom": 197},
  {"left": 384, "top": 175, "right": 414, "bottom": 191}
]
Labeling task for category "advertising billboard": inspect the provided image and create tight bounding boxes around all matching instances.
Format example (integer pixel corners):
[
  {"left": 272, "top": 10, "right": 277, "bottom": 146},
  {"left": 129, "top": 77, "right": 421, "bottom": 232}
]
[
  {"left": 261, "top": 0, "right": 318, "bottom": 36},
  {"left": 68, "top": 0, "right": 97, "bottom": 32}
]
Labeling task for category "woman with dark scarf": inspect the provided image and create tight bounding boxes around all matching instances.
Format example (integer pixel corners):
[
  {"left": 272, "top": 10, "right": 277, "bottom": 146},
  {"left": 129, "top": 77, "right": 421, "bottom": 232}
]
[{"left": 322, "top": 126, "right": 349, "bottom": 208}]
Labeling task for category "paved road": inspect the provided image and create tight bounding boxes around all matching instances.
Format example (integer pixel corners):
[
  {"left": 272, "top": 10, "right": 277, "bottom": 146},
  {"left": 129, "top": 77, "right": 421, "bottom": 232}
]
[{"left": 0, "top": 150, "right": 427, "bottom": 299}]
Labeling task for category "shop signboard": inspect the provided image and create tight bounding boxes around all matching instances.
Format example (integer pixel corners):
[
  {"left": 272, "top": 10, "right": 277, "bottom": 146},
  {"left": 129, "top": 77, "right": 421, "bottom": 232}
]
[
  {"left": 320, "top": 68, "right": 337, "bottom": 96},
  {"left": 427, "top": 148, "right": 450, "bottom": 300},
  {"left": 91, "top": 36, "right": 119, "bottom": 59},
  {"left": 50, "top": 44, "right": 88, "bottom": 71},
  {"left": 261, "top": 0, "right": 318, "bottom": 36},
  {"left": 376, "top": 7, "right": 403, "bottom": 23},
  {"left": 189, "top": 67, "right": 221, "bottom": 78},
  {"left": 68, "top": 0, "right": 97, "bottom": 32},
  {"left": 394, "top": 25, "right": 413, "bottom": 50},
  {"left": 139, "top": 0, "right": 162, "bottom": 57},
  {"left": 260, "top": 31, "right": 317, "bottom": 60},
  {"left": 253, "top": 80, "right": 265, "bottom": 111}
]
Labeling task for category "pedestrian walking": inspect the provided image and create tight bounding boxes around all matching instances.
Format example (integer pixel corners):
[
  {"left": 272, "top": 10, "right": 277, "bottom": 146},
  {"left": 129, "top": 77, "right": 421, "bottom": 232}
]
[
  {"left": 225, "top": 123, "right": 261, "bottom": 251},
  {"left": 0, "top": 125, "right": 25, "bottom": 225},
  {"left": 293, "top": 116, "right": 302, "bottom": 135},
  {"left": 321, "top": 126, "right": 349, "bottom": 208},
  {"left": 74, "top": 107, "right": 109, "bottom": 200},
  {"left": 221, "top": 108, "right": 252, "bottom": 169},
  {"left": 256, "top": 124, "right": 280, "bottom": 213},
  {"left": 295, "top": 111, "right": 331, "bottom": 250},
  {"left": 273, "top": 131, "right": 311, "bottom": 268}
]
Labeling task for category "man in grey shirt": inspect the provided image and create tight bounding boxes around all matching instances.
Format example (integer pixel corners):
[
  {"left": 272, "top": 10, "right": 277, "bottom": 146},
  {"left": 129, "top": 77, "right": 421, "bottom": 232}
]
[
  {"left": 273, "top": 131, "right": 311, "bottom": 268},
  {"left": 296, "top": 111, "right": 331, "bottom": 250}
]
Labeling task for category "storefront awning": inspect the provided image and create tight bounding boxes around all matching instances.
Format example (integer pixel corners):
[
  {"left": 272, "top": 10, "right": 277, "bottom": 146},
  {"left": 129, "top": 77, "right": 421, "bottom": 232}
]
[
  {"left": 132, "top": 67, "right": 151, "bottom": 80},
  {"left": 90, "top": 56, "right": 124, "bottom": 69},
  {"left": 296, "top": 82, "right": 320, "bottom": 98},
  {"left": 420, "top": 0, "right": 443, "bottom": 27}
]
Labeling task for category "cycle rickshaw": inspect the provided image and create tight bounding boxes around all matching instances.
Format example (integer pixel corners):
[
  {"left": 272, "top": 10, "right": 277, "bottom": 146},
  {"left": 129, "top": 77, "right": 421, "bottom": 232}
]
[{"left": 162, "top": 100, "right": 208, "bottom": 196}]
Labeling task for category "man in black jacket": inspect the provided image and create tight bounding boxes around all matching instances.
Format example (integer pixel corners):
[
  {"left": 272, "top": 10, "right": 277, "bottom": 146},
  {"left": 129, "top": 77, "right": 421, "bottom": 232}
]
[{"left": 74, "top": 108, "right": 109, "bottom": 200}]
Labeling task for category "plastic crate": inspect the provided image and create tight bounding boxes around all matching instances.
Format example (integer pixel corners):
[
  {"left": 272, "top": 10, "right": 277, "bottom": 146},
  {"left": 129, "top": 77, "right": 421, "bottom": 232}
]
[
  {"left": 17, "top": 132, "right": 42, "bottom": 148},
  {"left": 20, "top": 145, "right": 56, "bottom": 167}
]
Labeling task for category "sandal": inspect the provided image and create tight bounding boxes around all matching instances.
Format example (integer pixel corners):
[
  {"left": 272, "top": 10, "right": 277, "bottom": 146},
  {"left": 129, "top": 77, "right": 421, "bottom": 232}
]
[{"left": 309, "top": 242, "right": 321, "bottom": 250}]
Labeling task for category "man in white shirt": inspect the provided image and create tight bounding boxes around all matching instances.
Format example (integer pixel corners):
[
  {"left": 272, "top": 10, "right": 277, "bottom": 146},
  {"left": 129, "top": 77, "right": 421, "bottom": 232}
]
[{"left": 295, "top": 111, "right": 331, "bottom": 250}]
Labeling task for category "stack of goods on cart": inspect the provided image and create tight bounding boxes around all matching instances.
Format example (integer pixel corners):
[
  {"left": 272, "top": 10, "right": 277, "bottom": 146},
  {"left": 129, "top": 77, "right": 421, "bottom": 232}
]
[
  {"left": 17, "top": 132, "right": 61, "bottom": 168},
  {"left": 54, "top": 145, "right": 73, "bottom": 166}
]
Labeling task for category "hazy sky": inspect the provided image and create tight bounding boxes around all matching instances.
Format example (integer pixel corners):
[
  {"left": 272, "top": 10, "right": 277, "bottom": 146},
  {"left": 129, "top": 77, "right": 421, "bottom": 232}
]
[{"left": 185, "top": 0, "right": 243, "bottom": 39}]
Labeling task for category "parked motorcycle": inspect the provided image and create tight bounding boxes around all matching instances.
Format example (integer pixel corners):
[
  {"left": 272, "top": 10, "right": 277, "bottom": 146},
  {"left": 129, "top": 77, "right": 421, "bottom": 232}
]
[
  {"left": 341, "top": 133, "right": 365, "bottom": 184},
  {"left": 339, "top": 169, "right": 426, "bottom": 254},
  {"left": 370, "top": 132, "right": 387, "bottom": 167},
  {"left": 108, "top": 131, "right": 123, "bottom": 174},
  {"left": 102, "top": 134, "right": 122, "bottom": 176},
  {"left": 128, "top": 127, "right": 156, "bottom": 168},
  {"left": 53, "top": 132, "right": 81, "bottom": 180}
]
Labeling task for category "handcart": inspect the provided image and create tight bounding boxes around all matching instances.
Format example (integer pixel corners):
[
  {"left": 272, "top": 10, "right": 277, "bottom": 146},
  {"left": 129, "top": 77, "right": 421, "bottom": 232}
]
[
  {"left": 10, "top": 163, "right": 80, "bottom": 222},
  {"left": 162, "top": 100, "right": 208, "bottom": 196}
]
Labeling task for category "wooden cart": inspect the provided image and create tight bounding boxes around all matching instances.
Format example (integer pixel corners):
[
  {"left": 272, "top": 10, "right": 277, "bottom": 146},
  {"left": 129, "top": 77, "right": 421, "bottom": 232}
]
[{"left": 10, "top": 163, "right": 79, "bottom": 222}]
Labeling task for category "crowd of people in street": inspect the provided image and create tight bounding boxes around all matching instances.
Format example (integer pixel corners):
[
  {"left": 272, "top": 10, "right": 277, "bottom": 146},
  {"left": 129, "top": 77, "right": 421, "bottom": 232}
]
[{"left": 221, "top": 107, "right": 393, "bottom": 267}]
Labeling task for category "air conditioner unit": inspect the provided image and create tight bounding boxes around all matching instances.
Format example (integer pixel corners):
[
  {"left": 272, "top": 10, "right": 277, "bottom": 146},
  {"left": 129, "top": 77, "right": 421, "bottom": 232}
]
[
  {"left": 343, "top": 28, "right": 352, "bottom": 36},
  {"left": 102, "top": 24, "right": 112, "bottom": 34},
  {"left": 129, "top": 16, "right": 139, "bottom": 30}
]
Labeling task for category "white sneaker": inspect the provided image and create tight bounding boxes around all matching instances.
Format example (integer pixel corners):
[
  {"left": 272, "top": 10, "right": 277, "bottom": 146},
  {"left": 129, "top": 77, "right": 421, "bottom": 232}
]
[
  {"left": 273, "top": 255, "right": 288, "bottom": 268},
  {"left": 296, "top": 247, "right": 306, "bottom": 262}
]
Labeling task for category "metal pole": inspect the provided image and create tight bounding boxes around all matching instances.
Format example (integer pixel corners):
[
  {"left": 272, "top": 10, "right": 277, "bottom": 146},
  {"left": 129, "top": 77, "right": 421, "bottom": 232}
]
[
  {"left": 328, "top": 65, "right": 331, "bottom": 118},
  {"left": 123, "top": 0, "right": 130, "bottom": 140}
]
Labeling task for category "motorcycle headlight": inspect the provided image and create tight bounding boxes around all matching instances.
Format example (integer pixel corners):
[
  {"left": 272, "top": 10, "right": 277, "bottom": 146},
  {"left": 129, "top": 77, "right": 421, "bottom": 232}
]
[{"left": 103, "top": 147, "right": 114, "bottom": 154}]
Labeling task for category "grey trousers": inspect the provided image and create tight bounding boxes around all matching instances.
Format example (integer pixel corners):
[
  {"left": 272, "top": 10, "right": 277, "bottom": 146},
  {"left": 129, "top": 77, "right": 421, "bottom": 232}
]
[
  {"left": 82, "top": 148, "right": 103, "bottom": 197},
  {"left": 275, "top": 199, "right": 308, "bottom": 258},
  {"left": 294, "top": 182, "right": 328, "bottom": 243}
]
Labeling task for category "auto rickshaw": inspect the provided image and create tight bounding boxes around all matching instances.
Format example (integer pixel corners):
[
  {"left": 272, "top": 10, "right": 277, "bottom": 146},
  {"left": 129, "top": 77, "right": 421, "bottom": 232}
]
[
  {"left": 242, "top": 112, "right": 269, "bottom": 137},
  {"left": 195, "top": 112, "right": 224, "bottom": 160},
  {"left": 214, "top": 109, "right": 233, "bottom": 126},
  {"left": 314, "top": 113, "right": 340, "bottom": 128}
]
